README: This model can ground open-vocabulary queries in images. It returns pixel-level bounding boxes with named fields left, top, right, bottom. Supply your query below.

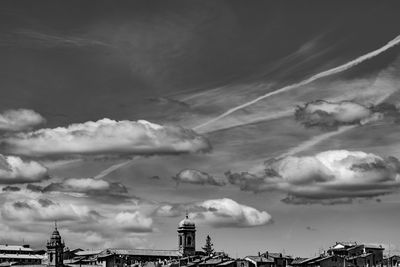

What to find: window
left=187, top=236, right=192, bottom=246
left=179, top=236, right=183, bottom=246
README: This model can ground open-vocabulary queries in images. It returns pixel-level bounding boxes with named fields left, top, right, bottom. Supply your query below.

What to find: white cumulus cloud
left=0, top=154, right=48, bottom=184
left=173, top=169, right=226, bottom=186
left=227, top=150, right=400, bottom=204
left=43, top=177, right=127, bottom=195
left=1, top=119, right=211, bottom=157
left=0, top=109, right=45, bottom=131
left=113, top=211, right=153, bottom=232
left=191, top=198, right=272, bottom=227
left=1, top=198, right=99, bottom=222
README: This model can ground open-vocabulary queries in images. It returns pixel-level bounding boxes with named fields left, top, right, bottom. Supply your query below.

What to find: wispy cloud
left=194, top=34, right=400, bottom=131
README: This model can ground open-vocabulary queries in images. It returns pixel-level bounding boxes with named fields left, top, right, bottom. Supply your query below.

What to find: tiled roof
left=0, top=254, right=43, bottom=259
left=245, top=256, right=275, bottom=263
left=347, top=253, right=373, bottom=260
left=291, top=256, right=322, bottom=265
left=291, top=258, right=309, bottom=265
left=265, top=253, right=292, bottom=259
left=98, top=248, right=181, bottom=258
left=199, top=259, right=225, bottom=265
left=0, top=245, right=34, bottom=252
left=307, top=256, right=334, bottom=264
left=75, top=250, right=103, bottom=256
left=217, top=260, right=236, bottom=266
left=364, top=244, right=384, bottom=250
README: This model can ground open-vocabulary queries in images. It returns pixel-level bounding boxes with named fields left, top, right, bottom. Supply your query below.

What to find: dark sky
left=1, top=0, right=400, bottom=257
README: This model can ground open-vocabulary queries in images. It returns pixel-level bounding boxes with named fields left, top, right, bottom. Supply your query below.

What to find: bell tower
left=177, top=212, right=196, bottom=256
left=46, top=222, right=65, bottom=267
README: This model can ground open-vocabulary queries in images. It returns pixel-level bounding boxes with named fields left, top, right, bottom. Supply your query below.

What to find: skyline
left=1, top=0, right=400, bottom=258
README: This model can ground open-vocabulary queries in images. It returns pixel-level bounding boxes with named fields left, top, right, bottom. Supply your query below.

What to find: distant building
left=383, top=256, right=400, bottom=267
left=244, top=255, right=275, bottom=267
left=328, top=242, right=384, bottom=267
left=261, top=252, right=293, bottom=267
left=96, top=248, right=181, bottom=267
left=0, top=244, right=44, bottom=265
left=46, top=223, right=65, bottom=267
left=178, top=213, right=196, bottom=257
left=292, top=242, right=385, bottom=267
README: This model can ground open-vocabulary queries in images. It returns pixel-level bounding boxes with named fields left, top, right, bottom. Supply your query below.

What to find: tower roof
left=50, top=222, right=62, bottom=241
left=178, top=212, right=195, bottom=228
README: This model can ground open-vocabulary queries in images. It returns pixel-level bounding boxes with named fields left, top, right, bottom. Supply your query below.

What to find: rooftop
left=98, top=248, right=181, bottom=258
left=0, top=245, right=33, bottom=252
left=245, top=256, right=274, bottom=263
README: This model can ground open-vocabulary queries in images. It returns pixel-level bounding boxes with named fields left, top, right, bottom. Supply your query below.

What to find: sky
left=1, top=0, right=400, bottom=258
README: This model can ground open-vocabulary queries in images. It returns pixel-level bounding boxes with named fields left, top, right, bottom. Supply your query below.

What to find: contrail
left=94, top=159, right=134, bottom=179
left=194, top=34, right=400, bottom=131
left=278, top=125, right=357, bottom=159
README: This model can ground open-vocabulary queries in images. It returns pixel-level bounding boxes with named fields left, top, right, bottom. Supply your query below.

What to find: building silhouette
left=46, top=223, right=65, bottom=267
left=178, top=212, right=196, bottom=257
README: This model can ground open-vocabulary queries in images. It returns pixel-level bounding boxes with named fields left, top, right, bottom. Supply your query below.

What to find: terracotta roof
left=217, top=260, right=236, bottom=266
left=98, top=248, right=181, bottom=258
left=347, top=253, right=373, bottom=260
left=307, top=256, right=334, bottom=264
left=291, top=258, right=309, bottom=265
left=199, top=259, right=226, bottom=265
left=75, top=250, right=103, bottom=256
left=265, top=253, right=292, bottom=259
left=364, top=245, right=384, bottom=250
left=0, top=245, right=34, bottom=252
left=0, top=254, right=43, bottom=259
left=245, top=256, right=275, bottom=263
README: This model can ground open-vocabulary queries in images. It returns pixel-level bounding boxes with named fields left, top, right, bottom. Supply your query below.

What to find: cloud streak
left=194, top=34, right=400, bottom=131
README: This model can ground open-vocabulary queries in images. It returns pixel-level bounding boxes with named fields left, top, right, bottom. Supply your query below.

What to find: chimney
left=280, top=253, right=282, bottom=258
left=258, top=252, right=261, bottom=257
left=266, top=251, right=269, bottom=258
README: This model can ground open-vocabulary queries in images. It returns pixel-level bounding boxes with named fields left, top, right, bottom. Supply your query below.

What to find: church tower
left=177, top=212, right=196, bottom=256
left=46, top=223, right=65, bottom=267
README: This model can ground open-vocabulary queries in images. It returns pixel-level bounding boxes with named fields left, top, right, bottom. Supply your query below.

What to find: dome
left=179, top=214, right=195, bottom=228
left=51, top=229, right=61, bottom=239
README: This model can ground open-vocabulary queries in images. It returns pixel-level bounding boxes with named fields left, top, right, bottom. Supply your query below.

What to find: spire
left=54, top=220, right=57, bottom=230
left=185, top=210, right=189, bottom=219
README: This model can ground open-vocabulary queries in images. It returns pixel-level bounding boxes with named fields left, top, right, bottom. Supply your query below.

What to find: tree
left=202, top=235, right=214, bottom=256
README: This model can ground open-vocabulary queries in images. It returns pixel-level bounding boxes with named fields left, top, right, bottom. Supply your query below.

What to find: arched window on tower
left=179, top=235, right=183, bottom=246
left=187, top=236, right=192, bottom=246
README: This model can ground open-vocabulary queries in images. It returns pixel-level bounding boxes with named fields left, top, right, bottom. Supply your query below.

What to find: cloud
left=0, top=109, right=45, bottom=132
left=191, top=198, right=272, bottom=227
left=295, top=100, right=372, bottom=129
left=1, top=119, right=211, bottom=158
left=173, top=169, right=226, bottom=186
left=43, top=178, right=127, bottom=195
left=1, top=198, right=100, bottom=222
left=295, top=100, right=400, bottom=130
left=112, top=211, right=153, bottom=232
left=0, top=154, right=49, bottom=184
left=227, top=150, right=400, bottom=204
left=155, top=204, right=184, bottom=218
